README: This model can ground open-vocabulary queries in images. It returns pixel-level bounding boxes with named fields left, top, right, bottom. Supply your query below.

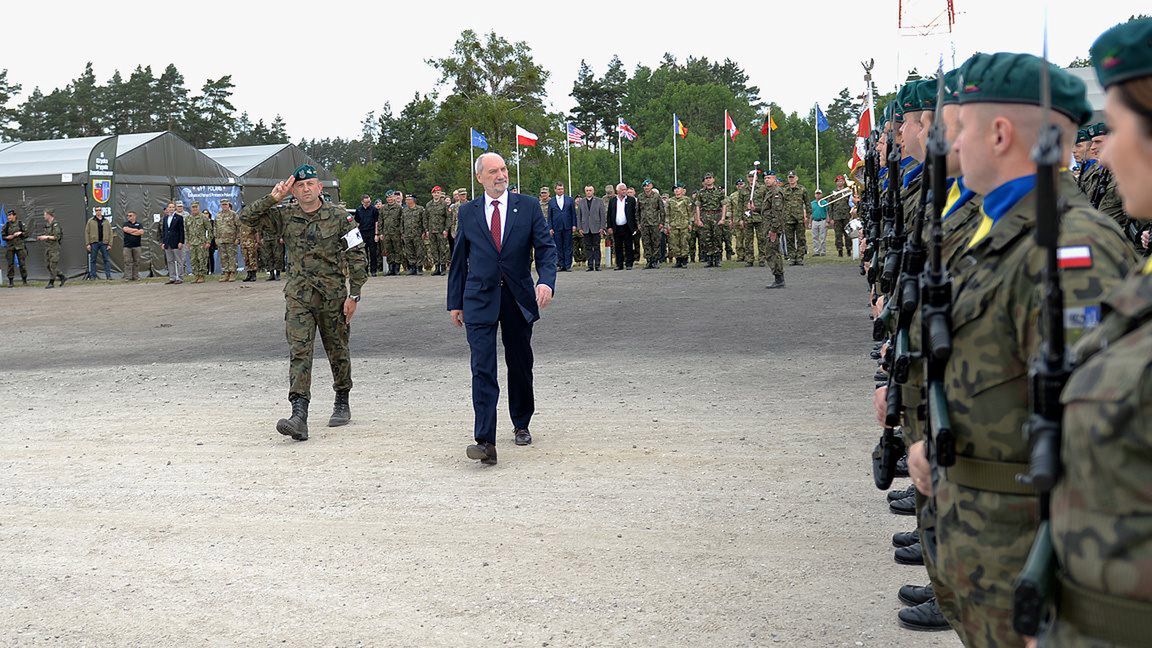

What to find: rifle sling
left=945, top=455, right=1036, bottom=496
left=1058, top=571, right=1152, bottom=646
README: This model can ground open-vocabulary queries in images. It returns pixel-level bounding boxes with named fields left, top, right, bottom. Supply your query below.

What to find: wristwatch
left=349, top=294, right=361, bottom=303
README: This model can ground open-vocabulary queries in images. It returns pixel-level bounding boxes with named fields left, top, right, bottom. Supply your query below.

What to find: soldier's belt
left=945, top=456, right=1036, bottom=496
left=1058, top=572, right=1152, bottom=645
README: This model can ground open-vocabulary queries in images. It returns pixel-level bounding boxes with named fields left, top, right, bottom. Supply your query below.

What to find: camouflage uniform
left=934, top=174, right=1135, bottom=647
left=666, top=195, right=693, bottom=260
left=259, top=214, right=286, bottom=274
left=425, top=196, right=451, bottom=269
left=240, top=193, right=367, bottom=402
left=42, top=220, right=64, bottom=281
left=401, top=203, right=427, bottom=271
left=694, top=186, right=726, bottom=265
left=827, top=192, right=853, bottom=255
left=780, top=183, right=809, bottom=264
left=240, top=222, right=261, bottom=272
left=215, top=207, right=241, bottom=276
left=185, top=211, right=213, bottom=278
left=2, top=217, right=28, bottom=283
left=637, top=189, right=665, bottom=266
left=380, top=200, right=403, bottom=268
left=1043, top=261, right=1152, bottom=647
left=760, top=184, right=786, bottom=276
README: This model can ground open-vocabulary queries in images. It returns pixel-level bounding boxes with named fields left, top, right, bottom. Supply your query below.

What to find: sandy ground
left=0, top=259, right=960, bottom=647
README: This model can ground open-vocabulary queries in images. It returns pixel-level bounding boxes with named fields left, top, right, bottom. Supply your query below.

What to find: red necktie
left=490, top=199, right=502, bottom=251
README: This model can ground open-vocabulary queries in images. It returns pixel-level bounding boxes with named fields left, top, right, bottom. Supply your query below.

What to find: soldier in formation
left=780, top=171, right=810, bottom=265
left=215, top=198, right=241, bottom=282
left=637, top=179, right=665, bottom=269
left=694, top=172, right=727, bottom=267
left=425, top=186, right=451, bottom=276
left=240, top=214, right=261, bottom=282
left=401, top=193, right=427, bottom=275
left=185, top=201, right=213, bottom=283
left=378, top=190, right=404, bottom=276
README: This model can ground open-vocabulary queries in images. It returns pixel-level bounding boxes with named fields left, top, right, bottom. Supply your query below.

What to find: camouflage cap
left=456, top=188, right=467, bottom=194
left=787, top=170, right=797, bottom=177
left=957, top=52, right=1093, bottom=125
left=220, top=198, right=231, bottom=205
left=1091, top=17, right=1152, bottom=88
left=190, top=201, right=201, bottom=208
left=292, top=164, right=318, bottom=180
left=703, top=172, right=714, bottom=179
left=539, top=186, right=550, bottom=194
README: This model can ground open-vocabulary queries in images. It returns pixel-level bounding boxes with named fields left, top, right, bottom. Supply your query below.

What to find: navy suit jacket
left=548, top=195, right=576, bottom=230
left=160, top=214, right=184, bottom=248
left=447, top=192, right=558, bottom=325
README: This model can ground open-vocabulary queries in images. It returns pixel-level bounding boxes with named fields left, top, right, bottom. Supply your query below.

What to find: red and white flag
left=724, top=110, right=740, bottom=141
left=516, top=125, right=538, bottom=147
left=1057, top=245, right=1093, bottom=269
left=850, top=108, right=872, bottom=171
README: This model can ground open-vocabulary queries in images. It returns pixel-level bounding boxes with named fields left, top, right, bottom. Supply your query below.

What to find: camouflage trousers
left=6, top=247, right=27, bottom=279
left=402, top=234, right=424, bottom=268
left=832, top=219, right=849, bottom=253
left=734, top=221, right=746, bottom=260
left=190, top=244, right=210, bottom=276
left=572, top=229, right=586, bottom=263
left=763, top=228, right=785, bottom=275
left=667, top=226, right=690, bottom=259
left=241, top=240, right=260, bottom=271
left=741, top=221, right=769, bottom=263
left=260, top=237, right=285, bottom=272
left=380, top=230, right=403, bottom=265
left=783, top=215, right=807, bottom=262
left=720, top=221, right=733, bottom=257
left=428, top=233, right=450, bottom=265
left=218, top=242, right=238, bottom=273
left=935, top=480, right=1040, bottom=648
left=286, top=289, right=351, bottom=402
left=640, top=224, right=662, bottom=264
left=689, top=228, right=701, bottom=261
left=44, top=248, right=61, bottom=279
left=699, top=213, right=723, bottom=259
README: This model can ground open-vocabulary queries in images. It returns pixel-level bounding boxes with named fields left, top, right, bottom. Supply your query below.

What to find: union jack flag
left=567, top=122, right=586, bottom=145
left=618, top=117, right=638, bottom=141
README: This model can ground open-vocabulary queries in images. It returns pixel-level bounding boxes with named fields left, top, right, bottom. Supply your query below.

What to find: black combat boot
left=392, top=263, right=401, bottom=275
left=329, top=390, right=350, bottom=427
left=6, top=279, right=12, bottom=288
left=276, top=397, right=309, bottom=441
left=45, top=280, right=55, bottom=289
left=897, top=598, right=951, bottom=631
left=407, top=266, right=417, bottom=276
left=275, top=270, right=281, bottom=280
left=766, top=274, right=785, bottom=289
left=266, top=271, right=276, bottom=281
left=431, top=264, right=441, bottom=276
left=58, top=274, right=67, bottom=287
left=243, top=270, right=255, bottom=282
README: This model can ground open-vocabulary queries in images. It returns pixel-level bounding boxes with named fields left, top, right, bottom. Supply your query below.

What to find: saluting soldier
left=240, top=165, right=368, bottom=441
left=694, top=172, right=727, bottom=267
left=215, top=198, right=241, bottom=282
left=36, top=209, right=66, bottom=288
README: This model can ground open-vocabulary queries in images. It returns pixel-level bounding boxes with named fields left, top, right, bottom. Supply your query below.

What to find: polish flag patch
left=1057, top=245, right=1093, bottom=269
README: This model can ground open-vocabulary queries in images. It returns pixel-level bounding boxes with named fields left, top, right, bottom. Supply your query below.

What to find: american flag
left=618, top=117, right=638, bottom=141
left=567, top=122, right=586, bottom=145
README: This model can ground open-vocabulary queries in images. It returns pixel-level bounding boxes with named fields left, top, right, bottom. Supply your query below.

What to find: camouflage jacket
left=380, top=204, right=402, bottom=234
left=448, top=202, right=461, bottom=237
left=240, top=193, right=367, bottom=301
left=401, top=205, right=427, bottom=237
left=42, top=221, right=63, bottom=252
left=780, top=184, right=809, bottom=221
left=942, top=174, right=1135, bottom=470
left=666, top=196, right=693, bottom=229
left=1077, top=161, right=1101, bottom=195
left=425, top=198, right=450, bottom=233
left=1052, top=265, right=1152, bottom=605
left=2, top=218, right=28, bottom=250
left=827, top=193, right=852, bottom=221
left=539, top=200, right=551, bottom=226
left=240, top=222, right=260, bottom=246
left=759, top=186, right=785, bottom=232
left=695, top=186, right=726, bottom=216
left=185, top=213, right=213, bottom=246
left=215, top=209, right=241, bottom=245
left=637, top=191, right=665, bottom=226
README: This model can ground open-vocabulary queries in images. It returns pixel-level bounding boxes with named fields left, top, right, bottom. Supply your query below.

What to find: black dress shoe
left=892, top=530, right=919, bottom=548
left=466, top=441, right=498, bottom=465
left=898, top=584, right=935, bottom=607
left=890, top=495, right=917, bottom=516
left=897, top=598, right=951, bottom=632
left=888, top=484, right=917, bottom=502
left=894, top=542, right=924, bottom=565
left=895, top=455, right=910, bottom=478
left=514, top=429, right=532, bottom=446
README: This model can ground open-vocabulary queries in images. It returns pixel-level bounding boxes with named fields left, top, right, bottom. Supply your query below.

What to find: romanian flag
left=761, top=113, right=778, bottom=135
left=674, top=114, right=688, bottom=139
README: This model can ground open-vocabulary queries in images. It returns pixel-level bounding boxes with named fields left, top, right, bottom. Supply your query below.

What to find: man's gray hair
left=474, top=152, right=504, bottom=175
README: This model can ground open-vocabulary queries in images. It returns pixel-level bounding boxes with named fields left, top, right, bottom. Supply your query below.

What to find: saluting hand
left=271, top=176, right=296, bottom=201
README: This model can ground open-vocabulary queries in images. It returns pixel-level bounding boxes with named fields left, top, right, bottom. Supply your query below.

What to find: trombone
left=817, top=184, right=855, bottom=208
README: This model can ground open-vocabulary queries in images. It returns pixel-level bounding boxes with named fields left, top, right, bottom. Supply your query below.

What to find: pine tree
left=0, top=69, right=23, bottom=140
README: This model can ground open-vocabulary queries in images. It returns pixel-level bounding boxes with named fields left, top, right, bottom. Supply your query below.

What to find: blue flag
left=470, top=128, right=488, bottom=150
left=816, top=105, right=830, bottom=132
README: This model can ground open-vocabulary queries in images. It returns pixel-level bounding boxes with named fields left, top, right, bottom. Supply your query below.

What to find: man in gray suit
left=575, top=185, right=606, bottom=271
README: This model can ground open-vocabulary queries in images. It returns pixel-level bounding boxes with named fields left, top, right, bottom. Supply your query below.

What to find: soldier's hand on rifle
left=873, top=386, right=888, bottom=426
left=203, top=243, right=210, bottom=250
left=1143, top=230, right=1150, bottom=249
left=271, top=177, right=296, bottom=202
left=907, top=441, right=932, bottom=496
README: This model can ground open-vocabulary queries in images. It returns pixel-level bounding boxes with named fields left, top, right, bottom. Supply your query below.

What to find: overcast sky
left=4, top=0, right=1145, bottom=141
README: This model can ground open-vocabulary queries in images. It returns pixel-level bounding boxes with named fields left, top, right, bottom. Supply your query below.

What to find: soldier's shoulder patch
left=1064, top=304, right=1102, bottom=330
left=1057, top=245, right=1093, bottom=269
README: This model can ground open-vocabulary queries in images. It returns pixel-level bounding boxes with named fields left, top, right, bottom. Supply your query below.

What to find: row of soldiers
left=860, top=19, right=1152, bottom=647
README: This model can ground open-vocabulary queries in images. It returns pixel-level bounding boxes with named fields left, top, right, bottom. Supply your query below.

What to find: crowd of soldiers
left=859, top=18, right=1152, bottom=647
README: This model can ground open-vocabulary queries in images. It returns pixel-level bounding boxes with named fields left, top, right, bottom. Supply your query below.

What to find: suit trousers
left=553, top=228, right=573, bottom=269
left=361, top=232, right=380, bottom=274
left=465, top=284, right=535, bottom=445
left=164, top=247, right=183, bottom=280
left=612, top=228, right=635, bottom=268
left=582, top=232, right=601, bottom=268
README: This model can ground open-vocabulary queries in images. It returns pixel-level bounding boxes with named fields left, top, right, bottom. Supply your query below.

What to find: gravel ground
left=0, top=258, right=961, bottom=647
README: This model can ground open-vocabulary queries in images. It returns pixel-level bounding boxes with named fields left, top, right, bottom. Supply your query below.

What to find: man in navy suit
left=548, top=182, right=576, bottom=271
left=447, top=152, right=558, bottom=465
left=159, top=201, right=185, bottom=284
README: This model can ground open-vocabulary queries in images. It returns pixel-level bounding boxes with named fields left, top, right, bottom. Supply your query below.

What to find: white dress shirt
left=484, top=190, right=509, bottom=243
left=615, top=196, right=628, bottom=226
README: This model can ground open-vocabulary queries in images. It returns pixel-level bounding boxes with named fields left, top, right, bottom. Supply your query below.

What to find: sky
left=3, top=0, right=1146, bottom=141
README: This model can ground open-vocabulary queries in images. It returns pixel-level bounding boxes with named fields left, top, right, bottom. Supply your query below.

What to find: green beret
left=509, top=184, right=518, bottom=190
left=1087, top=122, right=1110, bottom=138
left=1091, top=17, right=1152, bottom=88
left=736, top=178, right=746, bottom=186
left=642, top=179, right=653, bottom=187
left=384, top=190, right=394, bottom=197
left=293, top=164, right=318, bottom=180
left=674, top=182, right=685, bottom=189
left=765, top=169, right=778, bottom=176
left=914, top=78, right=938, bottom=111
left=940, top=68, right=963, bottom=106
left=957, top=52, right=1093, bottom=125
left=1075, top=128, right=1092, bottom=144
left=898, top=81, right=927, bottom=113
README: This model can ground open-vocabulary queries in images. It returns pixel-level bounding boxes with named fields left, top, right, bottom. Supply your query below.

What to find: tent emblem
left=92, top=180, right=111, bottom=204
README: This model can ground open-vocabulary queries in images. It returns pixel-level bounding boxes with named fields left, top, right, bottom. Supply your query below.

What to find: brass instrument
left=817, top=184, right=855, bottom=208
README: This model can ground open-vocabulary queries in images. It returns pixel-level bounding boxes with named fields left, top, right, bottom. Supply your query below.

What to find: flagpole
left=767, top=106, right=773, bottom=169
left=723, top=111, right=729, bottom=193
left=815, top=104, right=821, bottom=191
left=672, top=114, right=678, bottom=187
left=469, top=129, right=475, bottom=199
left=516, top=138, right=521, bottom=190
left=565, top=121, right=572, bottom=193
left=617, top=119, right=623, bottom=184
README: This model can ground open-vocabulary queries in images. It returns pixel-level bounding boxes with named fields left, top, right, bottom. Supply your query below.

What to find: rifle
left=1088, top=166, right=1111, bottom=210
left=864, top=132, right=883, bottom=285
left=1012, top=46, right=1070, bottom=638
left=892, top=157, right=932, bottom=384
left=872, top=339, right=907, bottom=489
left=879, top=144, right=906, bottom=296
